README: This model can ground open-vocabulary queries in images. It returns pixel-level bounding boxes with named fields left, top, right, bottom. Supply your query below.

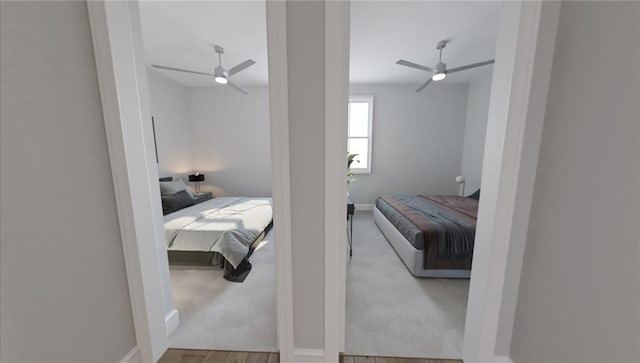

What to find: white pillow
left=159, top=179, right=194, bottom=199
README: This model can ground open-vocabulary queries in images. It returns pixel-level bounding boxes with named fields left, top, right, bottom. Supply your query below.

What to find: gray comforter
left=376, top=195, right=477, bottom=269
left=163, top=197, right=273, bottom=268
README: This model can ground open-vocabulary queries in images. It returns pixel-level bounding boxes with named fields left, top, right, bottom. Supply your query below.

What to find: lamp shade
left=188, top=173, right=205, bottom=182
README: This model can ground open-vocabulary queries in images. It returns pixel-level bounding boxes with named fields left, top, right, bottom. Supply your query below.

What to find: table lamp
left=188, top=172, right=205, bottom=194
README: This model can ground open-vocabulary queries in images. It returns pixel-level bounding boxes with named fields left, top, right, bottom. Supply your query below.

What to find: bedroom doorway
left=138, top=0, right=279, bottom=353
left=339, top=1, right=562, bottom=362
left=344, top=2, right=498, bottom=358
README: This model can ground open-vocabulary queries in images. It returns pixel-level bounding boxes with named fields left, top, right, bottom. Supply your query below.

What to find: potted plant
left=347, top=153, right=359, bottom=184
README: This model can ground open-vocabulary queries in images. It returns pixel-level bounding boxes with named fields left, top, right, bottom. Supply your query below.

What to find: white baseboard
left=494, top=356, right=514, bottom=363
left=354, top=203, right=374, bottom=211
left=165, top=308, right=180, bottom=336
left=119, top=347, right=141, bottom=363
left=292, top=348, right=325, bottom=363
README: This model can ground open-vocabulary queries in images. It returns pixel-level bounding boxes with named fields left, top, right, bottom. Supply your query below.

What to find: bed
left=163, top=196, right=273, bottom=281
left=374, top=194, right=478, bottom=278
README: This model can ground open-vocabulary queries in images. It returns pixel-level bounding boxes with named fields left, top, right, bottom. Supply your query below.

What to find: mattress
left=376, top=195, right=477, bottom=270
left=376, top=197, right=426, bottom=250
left=163, top=197, right=273, bottom=269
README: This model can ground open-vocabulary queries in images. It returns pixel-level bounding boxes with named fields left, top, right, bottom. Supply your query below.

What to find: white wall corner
left=119, top=347, right=142, bottom=363
left=354, top=203, right=374, bottom=211
left=292, top=349, right=326, bottom=363
left=494, top=356, right=514, bottom=363
left=165, top=308, right=180, bottom=336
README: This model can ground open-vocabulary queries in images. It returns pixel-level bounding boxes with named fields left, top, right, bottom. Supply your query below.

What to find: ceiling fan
left=152, top=44, right=255, bottom=95
left=396, top=40, right=494, bottom=93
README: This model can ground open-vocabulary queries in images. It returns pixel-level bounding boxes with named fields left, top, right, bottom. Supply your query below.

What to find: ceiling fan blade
left=447, top=59, right=495, bottom=74
left=152, top=64, right=214, bottom=77
left=227, top=59, right=256, bottom=77
left=227, top=80, right=248, bottom=95
left=415, top=78, right=433, bottom=92
left=396, top=59, right=434, bottom=72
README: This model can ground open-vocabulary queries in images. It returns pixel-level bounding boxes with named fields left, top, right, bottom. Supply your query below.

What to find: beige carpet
left=168, top=229, right=278, bottom=351
left=168, top=211, right=468, bottom=359
left=345, top=211, right=469, bottom=359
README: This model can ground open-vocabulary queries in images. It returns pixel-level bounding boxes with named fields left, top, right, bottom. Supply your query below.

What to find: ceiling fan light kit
left=213, top=45, right=229, bottom=84
left=431, top=40, right=448, bottom=81
left=431, top=64, right=447, bottom=81
left=152, top=44, right=255, bottom=95
left=396, top=39, right=495, bottom=92
left=431, top=72, right=446, bottom=81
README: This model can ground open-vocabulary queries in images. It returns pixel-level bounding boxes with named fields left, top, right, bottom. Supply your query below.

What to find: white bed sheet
left=163, top=197, right=273, bottom=268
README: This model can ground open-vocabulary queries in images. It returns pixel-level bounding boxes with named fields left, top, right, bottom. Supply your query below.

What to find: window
left=348, top=95, right=373, bottom=174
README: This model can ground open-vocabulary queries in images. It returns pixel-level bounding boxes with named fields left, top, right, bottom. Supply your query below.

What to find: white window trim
left=348, top=95, right=374, bottom=174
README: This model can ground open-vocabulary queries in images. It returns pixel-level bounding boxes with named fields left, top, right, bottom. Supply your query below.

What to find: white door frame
left=324, top=1, right=351, bottom=359
left=88, top=0, right=303, bottom=362
left=265, top=1, right=295, bottom=361
left=322, top=1, right=562, bottom=363
left=88, top=0, right=561, bottom=362
left=464, top=3, right=561, bottom=362
left=87, top=1, right=170, bottom=362
left=265, top=1, right=350, bottom=361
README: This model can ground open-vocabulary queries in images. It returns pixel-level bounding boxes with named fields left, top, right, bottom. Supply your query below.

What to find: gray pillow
left=161, top=190, right=195, bottom=215
left=159, top=179, right=194, bottom=198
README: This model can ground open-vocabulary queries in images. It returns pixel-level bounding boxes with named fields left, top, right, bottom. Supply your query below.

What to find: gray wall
left=348, top=84, right=469, bottom=204
left=0, top=2, right=137, bottom=362
left=460, top=71, right=493, bottom=193
left=188, top=86, right=272, bottom=197
left=148, top=68, right=193, bottom=180
left=509, top=2, right=640, bottom=362
left=286, top=0, right=326, bottom=349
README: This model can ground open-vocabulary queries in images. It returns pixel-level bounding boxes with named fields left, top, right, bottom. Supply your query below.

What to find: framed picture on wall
left=151, top=116, right=159, bottom=163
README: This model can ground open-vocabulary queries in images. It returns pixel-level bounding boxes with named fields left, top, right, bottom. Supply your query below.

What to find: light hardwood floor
left=159, top=349, right=462, bottom=363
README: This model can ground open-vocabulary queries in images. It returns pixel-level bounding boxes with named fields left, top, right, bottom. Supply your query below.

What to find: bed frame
left=373, top=207, right=470, bottom=279
left=167, top=222, right=273, bottom=266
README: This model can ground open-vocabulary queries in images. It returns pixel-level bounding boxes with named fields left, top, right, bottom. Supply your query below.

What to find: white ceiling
left=139, top=1, right=500, bottom=87
left=350, top=1, right=500, bottom=84
left=139, top=1, right=268, bottom=87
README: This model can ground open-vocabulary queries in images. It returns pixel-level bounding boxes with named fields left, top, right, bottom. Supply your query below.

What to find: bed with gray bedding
left=164, top=197, right=273, bottom=281
left=374, top=195, right=478, bottom=278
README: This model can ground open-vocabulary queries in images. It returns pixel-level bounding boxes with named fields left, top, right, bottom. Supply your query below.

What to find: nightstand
left=193, top=192, right=213, bottom=204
